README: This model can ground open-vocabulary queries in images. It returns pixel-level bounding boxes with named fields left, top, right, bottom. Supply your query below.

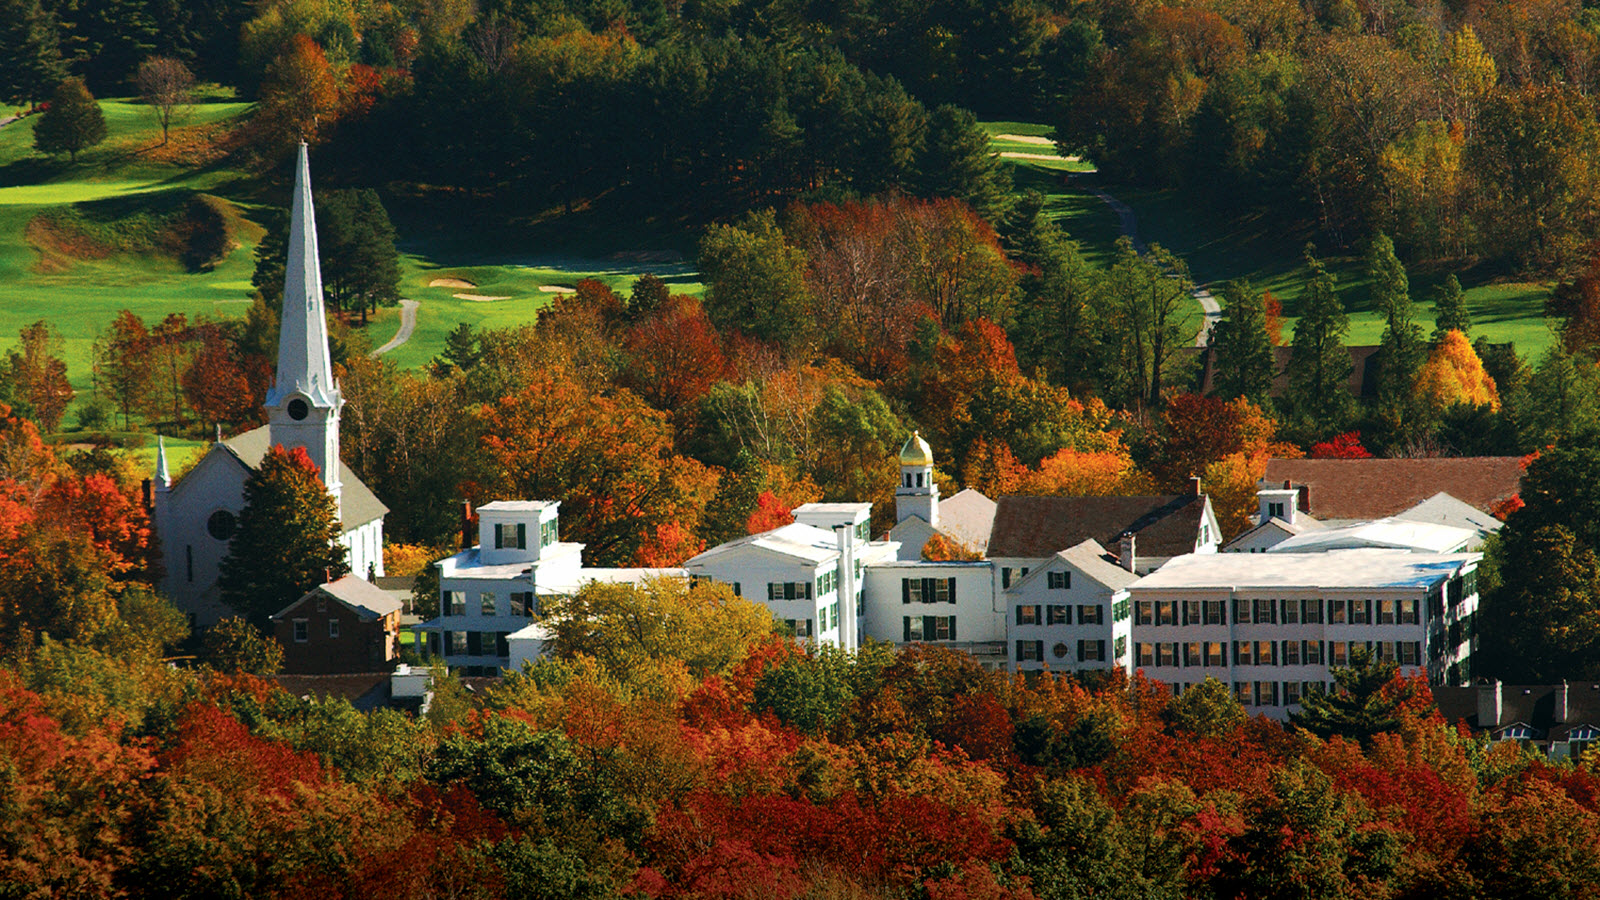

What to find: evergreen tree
left=1368, top=233, right=1426, bottom=420
left=218, top=445, right=348, bottom=625
left=1286, top=248, right=1353, bottom=433
left=32, top=77, right=107, bottom=162
left=0, top=0, right=65, bottom=109
left=1210, top=278, right=1276, bottom=406
left=1432, top=274, right=1472, bottom=340
left=916, top=104, right=1012, bottom=222
left=1011, top=195, right=1103, bottom=389
left=318, top=189, right=401, bottom=323
left=1289, top=646, right=1429, bottom=745
left=250, top=207, right=288, bottom=308
left=432, top=322, right=480, bottom=375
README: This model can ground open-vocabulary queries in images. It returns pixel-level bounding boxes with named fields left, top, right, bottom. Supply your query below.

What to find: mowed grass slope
left=986, top=122, right=1559, bottom=360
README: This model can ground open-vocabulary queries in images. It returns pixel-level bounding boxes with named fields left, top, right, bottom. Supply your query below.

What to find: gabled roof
left=1394, top=492, right=1505, bottom=538
left=1434, top=684, right=1600, bottom=740
left=685, top=522, right=844, bottom=566
left=1222, top=515, right=1321, bottom=551
left=938, top=488, right=997, bottom=554
left=1010, top=539, right=1138, bottom=592
left=478, top=500, right=555, bottom=514
left=224, top=425, right=389, bottom=531
left=1262, top=457, right=1523, bottom=521
left=988, top=494, right=1207, bottom=559
left=272, top=574, right=403, bottom=621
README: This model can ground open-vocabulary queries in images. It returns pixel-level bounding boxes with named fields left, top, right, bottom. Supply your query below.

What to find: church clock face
left=287, top=398, right=310, bottom=420
left=207, top=510, right=237, bottom=541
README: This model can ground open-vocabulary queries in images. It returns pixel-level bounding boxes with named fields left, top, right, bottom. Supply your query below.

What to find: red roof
left=1263, top=457, right=1524, bottom=520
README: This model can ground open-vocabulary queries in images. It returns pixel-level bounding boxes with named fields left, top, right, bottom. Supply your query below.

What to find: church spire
left=265, top=142, right=340, bottom=410
left=154, top=435, right=170, bottom=488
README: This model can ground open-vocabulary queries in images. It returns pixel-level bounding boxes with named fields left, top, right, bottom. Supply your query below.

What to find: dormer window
left=1268, top=502, right=1284, bottom=519
left=495, top=523, right=527, bottom=550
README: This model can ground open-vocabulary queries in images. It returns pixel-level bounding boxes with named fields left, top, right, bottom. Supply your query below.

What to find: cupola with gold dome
left=895, top=431, right=938, bottom=528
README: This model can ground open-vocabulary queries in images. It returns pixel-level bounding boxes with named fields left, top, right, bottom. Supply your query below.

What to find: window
left=1255, top=681, right=1279, bottom=706
left=293, top=619, right=308, bottom=642
left=1053, top=642, right=1070, bottom=660
left=1256, top=640, right=1276, bottom=665
left=903, top=577, right=954, bottom=604
left=1303, top=598, right=1324, bottom=624
left=906, top=616, right=955, bottom=641
left=1378, top=600, right=1396, bottom=625
left=1282, top=600, right=1300, bottom=624
left=1206, top=642, right=1225, bottom=667
left=1234, top=641, right=1252, bottom=665
left=1156, top=601, right=1177, bottom=626
left=1137, top=601, right=1154, bottom=625
left=1114, top=598, right=1131, bottom=621
left=541, top=518, right=558, bottom=547
left=1114, top=636, right=1127, bottom=659
left=1329, top=599, right=1347, bottom=624
left=1284, top=682, right=1302, bottom=706
left=1399, top=641, right=1420, bottom=666
left=1205, top=600, right=1225, bottom=625
left=493, top=522, right=527, bottom=550
left=322, top=617, right=337, bottom=639
left=315, top=596, right=328, bottom=613
left=1016, top=640, right=1044, bottom=662
left=1254, top=598, right=1275, bottom=624
left=856, top=521, right=870, bottom=542
left=509, top=593, right=532, bottom=617
left=1330, top=641, right=1349, bottom=666
left=1235, top=681, right=1251, bottom=705
left=1184, top=641, right=1202, bottom=667
left=1002, top=568, right=1013, bottom=589
left=450, top=631, right=468, bottom=655
left=1183, top=600, right=1201, bottom=625
left=447, top=591, right=466, bottom=617
left=1157, top=643, right=1177, bottom=667
left=207, top=509, right=236, bottom=541
left=1233, top=598, right=1250, bottom=624
left=1080, top=640, right=1106, bottom=662
left=1304, top=640, right=1324, bottom=665
left=1048, top=571, right=1071, bottom=589
left=1283, top=641, right=1301, bottom=666
left=1136, top=642, right=1154, bottom=667
left=786, top=618, right=815, bottom=638
left=1399, top=599, right=1418, bottom=625
left=1047, top=605, right=1070, bottom=625
left=480, top=593, right=496, bottom=616
left=1268, top=501, right=1285, bottom=518
left=467, top=631, right=483, bottom=656
left=769, top=582, right=814, bottom=601
left=1078, top=604, right=1104, bottom=625
left=1016, top=605, right=1042, bottom=626
left=1350, top=599, right=1371, bottom=625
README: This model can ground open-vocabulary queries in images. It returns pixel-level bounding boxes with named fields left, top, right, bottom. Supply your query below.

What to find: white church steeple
left=895, top=431, right=938, bottom=527
left=265, top=142, right=343, bottom=510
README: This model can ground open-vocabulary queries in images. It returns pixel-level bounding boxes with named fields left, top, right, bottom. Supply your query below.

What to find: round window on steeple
left=207, top=510, right=236, bottom=541
left=287, top=398, right=310, bottom=420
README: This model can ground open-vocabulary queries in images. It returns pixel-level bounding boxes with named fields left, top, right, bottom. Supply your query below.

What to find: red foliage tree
left=1310, top=430, right=1374, bottom=458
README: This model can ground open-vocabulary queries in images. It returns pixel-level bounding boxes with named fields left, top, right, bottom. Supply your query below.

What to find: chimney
left=460, top=500, right=474, bottom=550
left=1190, top=475, right=1203, bottom=497
left=1556, top=681, right=1570, bottom=723
left=834, top=525, right=857, bottom=651
left=1119, top=532, right=1137, bottom=573
left=1297, top=484, right=1310, bottom=513
left=1478, top=679, right=1503, bottom=728
left=141, top=478, right=153, bottom=511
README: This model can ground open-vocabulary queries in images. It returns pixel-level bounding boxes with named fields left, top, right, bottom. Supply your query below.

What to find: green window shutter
left=949, top=618, right=957, bottom=641
left=923, top=616, right=935, bottom=640
left=517, top=523, right=527, bottom=549
left=902, top=579, right=910, bottom=604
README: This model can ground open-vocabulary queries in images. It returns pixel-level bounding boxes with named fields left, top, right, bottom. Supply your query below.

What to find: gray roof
left=273, top=574, right=404, bottom=620
left=225, top=425, right=389, bottom=531
left=1131, top=549, right=1476, bottom=592
left=477, top=500, right=555, bottom=513
left=1010, top=539, right=1138, bottom=593
left=938, top=489, right=997, bottom=554
left=1394, top=492, right=1504, bottom=539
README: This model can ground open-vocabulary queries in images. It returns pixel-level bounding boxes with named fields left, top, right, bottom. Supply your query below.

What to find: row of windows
left=903, top=577, right=955, bottom=604
left=443, top=591, right=535, bottom=618
left=290, top=618, right=341, bottom=641
left=784, top=618, right=814, bottom=638
left=905, top=615, right=955, bottom=641
left=768, top=581, right=814, bottom=601
left=1015, top=636, right=1127, bottom=663
left=1234, top=681, right=1330, bottom=707
left=1136, top=640, right=1424, bottom=668
left=1135, top=597, right=1423, bottom=627
left=1016, top=604, right=1103, bottom=626
left=429, top=631, right=512, bottom=658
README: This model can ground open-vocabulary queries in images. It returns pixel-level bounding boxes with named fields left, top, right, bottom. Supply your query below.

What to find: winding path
left=1078, top=181, right=1221, bottom=347
left=371, top=299, right=420, bottom=356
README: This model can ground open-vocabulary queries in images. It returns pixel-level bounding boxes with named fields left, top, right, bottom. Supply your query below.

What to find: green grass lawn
left=985, top=122, right=1559, bottom=360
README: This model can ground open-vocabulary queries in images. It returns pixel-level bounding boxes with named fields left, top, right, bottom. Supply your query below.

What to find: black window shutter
left=493, top=524, right=503, bottom=549
left=903, top=617, right=912, bottom=642
left=1097, top=640, right=1105, bottom=660
left=947, top=577, right=957, bottom=604
left=924, top=616, right=935, bottom=640
left=950, top=618, right=957, bottom=640
left=517, top=523, right=527, bottom=549
left=902, top=579, right=911, bottom=604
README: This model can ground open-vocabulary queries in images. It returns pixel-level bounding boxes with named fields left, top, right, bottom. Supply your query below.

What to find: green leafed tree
left=698, top=209, right=811, bottom=350
left=202, top=615, right=284, bottom=675
left=1286, top=248, right=1353, bottom=436
left=317, top=188, right=401, bottom=324
left=1432, top=274, right=1471, bottom=341
left=217, top=444, right=348, bottom=625
left=0, top=0, right=65, bottom=109
left=32, top=77, right=107, bottom=162
left=916, top=103, right=1012, bottom=222
left=1166, top=675, right=1246, bottom=737
left=1210, top=278, right=1276, bottom=406
left=1367, top=232, right=1426, bottom=425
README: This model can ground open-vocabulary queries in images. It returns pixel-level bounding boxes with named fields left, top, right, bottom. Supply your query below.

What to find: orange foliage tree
left=1020, top=447, right=1149, bottom=497
left=1157, top=393, right=1281, bottom=489
left=1415, top=329, right=1500, bottom=412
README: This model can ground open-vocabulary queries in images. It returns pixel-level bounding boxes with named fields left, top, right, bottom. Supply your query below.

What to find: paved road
left=1078, top=179, right=1220, bottom=347
left=371, top=299, right=419, bottom=356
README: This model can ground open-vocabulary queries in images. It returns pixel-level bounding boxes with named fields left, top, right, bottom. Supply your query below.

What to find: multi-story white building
left=862, top=559, right=1005, bottom=663
left=1006, top=539, right=1137, bottom=674
left=1124, top=549, right=1480, bottom=718
left=416, top=500, right=683, bottom=674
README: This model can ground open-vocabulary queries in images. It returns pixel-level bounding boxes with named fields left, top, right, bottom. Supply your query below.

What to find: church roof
left=225, top=426, right=388, bottom=531
left=899, top=431, right=934, bottom=467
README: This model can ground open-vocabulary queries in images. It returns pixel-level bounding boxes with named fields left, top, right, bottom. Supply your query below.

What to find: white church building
left=152, top=144, right=387, bottom=628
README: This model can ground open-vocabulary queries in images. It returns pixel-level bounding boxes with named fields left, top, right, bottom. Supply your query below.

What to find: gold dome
left=899, top=431, right=934, bottom=467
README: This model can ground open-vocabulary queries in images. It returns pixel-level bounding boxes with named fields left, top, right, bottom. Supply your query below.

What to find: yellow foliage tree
left=1415, top=329, right=1500, bottom=412
left=1020, top=448, right=1151, bottom=497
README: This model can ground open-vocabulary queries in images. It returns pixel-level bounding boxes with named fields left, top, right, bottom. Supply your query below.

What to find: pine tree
left=218, top=445, right=348, bottom=625
left=32, top=77, right=107, bottom=162
left=1432, top=274, right=1472, bottom=340
left=1368, top=233, right=1426, bottom=418
left=916, top=104, right=1013, bottom=222
left=1289, top=646, right=1431, bottom=745
left=0, top=0, right=65, bottom=109
left=1286, top=249, right=1353, bottom=432
left=1210, top=278, right=1276, bottom=406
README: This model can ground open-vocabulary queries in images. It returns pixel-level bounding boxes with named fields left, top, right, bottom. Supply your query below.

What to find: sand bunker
left=538, top=285, right=577, bottom=293
left=429, top=277, right=476, bottom=289
left=996, top=134, right=1055, bottom=146
left=453, top=292, right=512, bottom=302
left=1001, top=151, right=1082, bottom=162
